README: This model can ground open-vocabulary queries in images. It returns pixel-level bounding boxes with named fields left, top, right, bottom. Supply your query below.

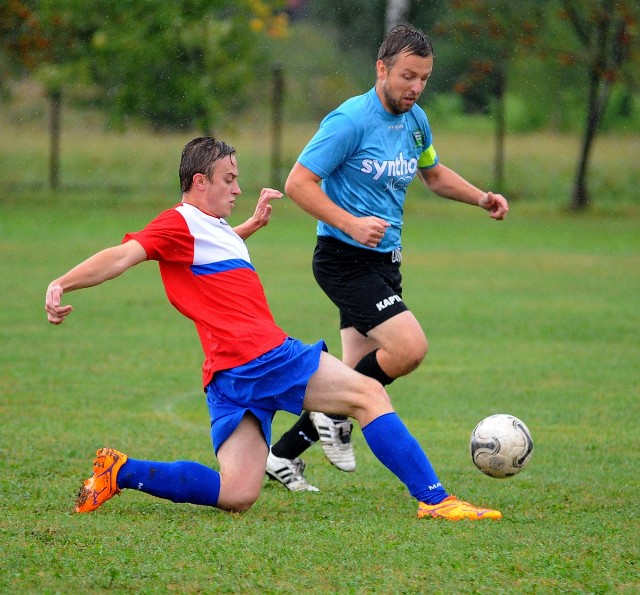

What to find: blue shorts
left=206, top=337, right=326, bottom=453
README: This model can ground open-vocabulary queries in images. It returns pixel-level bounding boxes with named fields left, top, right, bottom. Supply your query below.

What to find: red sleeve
left=123, top=208, right=194, bottom=263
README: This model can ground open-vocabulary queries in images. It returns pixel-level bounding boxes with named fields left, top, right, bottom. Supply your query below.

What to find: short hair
left=179, top=137, right=236, bottom=193
left=377, top=24, right=433, bottom=70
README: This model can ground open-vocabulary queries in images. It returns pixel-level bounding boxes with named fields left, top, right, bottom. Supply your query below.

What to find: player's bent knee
left=407, top=348, right=427, bottom=372
left=397, top=338, right=428, bottom=375
left=218, top=484, right=261, bottom=512
left=225, top=495, right=259, bottom=513
left=217, top=467, right=264, bottom=512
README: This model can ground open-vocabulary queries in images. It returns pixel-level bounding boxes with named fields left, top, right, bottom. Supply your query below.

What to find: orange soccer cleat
left=74, top=447, right=128, bottom=513
left=417, top=495, right=502, bottom=521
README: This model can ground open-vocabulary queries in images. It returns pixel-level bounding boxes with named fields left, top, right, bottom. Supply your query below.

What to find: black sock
left=354, top=349, right=394, bottom=386
left=271, top=411, right=319, bottom=459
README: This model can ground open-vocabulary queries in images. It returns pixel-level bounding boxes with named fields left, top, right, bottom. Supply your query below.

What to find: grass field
left=1, top=106, right=639, bottom=592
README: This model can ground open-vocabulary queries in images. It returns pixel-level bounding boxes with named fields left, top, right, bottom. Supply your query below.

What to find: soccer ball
left=470, top=414, right=534, bottom=478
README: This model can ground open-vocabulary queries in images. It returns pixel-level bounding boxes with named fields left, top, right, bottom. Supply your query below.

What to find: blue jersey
left=297, top=87, right=439, bottom=252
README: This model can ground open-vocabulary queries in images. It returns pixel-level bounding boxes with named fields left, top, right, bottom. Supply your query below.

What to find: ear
left=193, top=173, right=207, bottom=188
left=376, top=59, right=387, bottom=80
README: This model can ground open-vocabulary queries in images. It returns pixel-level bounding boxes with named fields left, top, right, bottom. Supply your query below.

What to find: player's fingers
left=260, top=188, right=283, bottom=201
left=491, top=202, right=508, bottom=220
left=46, top=285, right=64, bottom=308
left=46, top=304, right=73, bottom=319
left=46, top=308, right=67, bottom=324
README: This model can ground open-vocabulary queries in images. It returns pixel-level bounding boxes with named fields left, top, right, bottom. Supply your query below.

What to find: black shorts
left=312, top=236, right=408, bottom=336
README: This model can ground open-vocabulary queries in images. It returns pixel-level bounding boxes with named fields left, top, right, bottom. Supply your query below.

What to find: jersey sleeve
left=414, top=107, right=439, bottom=169
left=123, top=208, right=193, bottom=264
left=297, top=112, right=360, bottom=179
left=418, top=143, right=438, bottom=169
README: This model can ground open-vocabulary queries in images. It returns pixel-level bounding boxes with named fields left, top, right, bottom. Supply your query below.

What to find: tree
left=87, top=0, right=289, bottom=132
left=1, top=0, right=289, bottom=187
left=0, top=0, right=95, bottom=188
left=437, top=1, right=544, bottom=191
left=554, top=0, right=639, bottom=210
left=0, top=0, right=41, bottom=82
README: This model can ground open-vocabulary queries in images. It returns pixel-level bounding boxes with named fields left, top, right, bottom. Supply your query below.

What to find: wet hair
left=377, top=24, right=433, bottom=70
left=179, top=137, right=236, bottom=192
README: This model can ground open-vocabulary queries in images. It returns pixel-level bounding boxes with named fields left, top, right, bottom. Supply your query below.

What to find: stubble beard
left=382, top=86, right=412, bottom=115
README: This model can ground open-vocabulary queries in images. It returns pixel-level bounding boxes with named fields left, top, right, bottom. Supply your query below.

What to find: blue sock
left=362, top=412, right=448, bottom=505
left=117, top=458, right=221, bottom=507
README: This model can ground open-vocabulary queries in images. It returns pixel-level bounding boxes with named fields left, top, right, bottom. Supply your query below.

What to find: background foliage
left=0, top=0, right=288, bottom=131
left=2, top=0, right=639, bottom=210
left=3, top=0, right=639, bottom=131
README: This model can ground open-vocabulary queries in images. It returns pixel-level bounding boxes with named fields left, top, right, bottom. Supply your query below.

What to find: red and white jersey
left=123, top=202, right=287, bottom=387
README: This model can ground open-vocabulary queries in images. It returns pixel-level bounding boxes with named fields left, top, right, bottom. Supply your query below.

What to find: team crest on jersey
left=412, top=130, right=424, bottom=149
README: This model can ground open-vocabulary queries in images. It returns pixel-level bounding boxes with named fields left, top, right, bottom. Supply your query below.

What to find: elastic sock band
left=354, top=349, right=394, bottom=386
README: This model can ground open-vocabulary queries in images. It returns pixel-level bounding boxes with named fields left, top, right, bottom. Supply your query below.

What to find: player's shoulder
left=339, top=90, right=371, bottom=111
left=327, top=89, right=374, bottom=124
left=145, top=203, right=182, bottom=223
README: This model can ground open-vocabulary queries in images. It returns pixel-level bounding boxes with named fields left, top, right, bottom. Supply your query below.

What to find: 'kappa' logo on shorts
left=376, top=295, right=402, bottom=311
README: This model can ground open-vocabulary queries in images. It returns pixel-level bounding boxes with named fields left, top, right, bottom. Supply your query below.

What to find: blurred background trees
left=1, top=0, right=288, bottom=130
left=1, top=0, right=639, bottom=209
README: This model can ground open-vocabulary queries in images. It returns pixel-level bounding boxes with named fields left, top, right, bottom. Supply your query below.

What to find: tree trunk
left=49, top=89, right=62, bottom=190
left=568, top=8, right=624, bottom=211
left=571, top=68, right=606, bottom=211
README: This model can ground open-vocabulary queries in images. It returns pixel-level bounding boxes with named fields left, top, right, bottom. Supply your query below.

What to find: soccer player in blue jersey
left=266, top=24, right=509, bottom=491
left=45, top=137, right=500, bottom=520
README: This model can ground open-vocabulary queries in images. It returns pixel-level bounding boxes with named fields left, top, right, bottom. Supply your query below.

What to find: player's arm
left=285, top=162, right=389, bottom=248
left=233, top=187, right=283, bottom=240
left=417, top=162, right=509, bottom=220
left=45, top=240, right=148, bottom=325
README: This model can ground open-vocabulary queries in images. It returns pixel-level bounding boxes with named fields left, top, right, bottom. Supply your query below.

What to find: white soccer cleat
left=310, top=412, right=356, bottom=472
left=266, top=450, right=319, bottom=492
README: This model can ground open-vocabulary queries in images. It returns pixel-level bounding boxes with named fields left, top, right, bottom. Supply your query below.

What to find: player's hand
left=479, top=191, right=509, bottom=220
left=349, top=216, right=390, bottom=248
left=252, top=187, right=283, bottom=228
left=45, top=283, right=73, bottom=325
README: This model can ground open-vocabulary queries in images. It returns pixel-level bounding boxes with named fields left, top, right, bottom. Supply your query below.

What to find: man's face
left=376, top=50, right=433, bottom=115
left=199, top=154, right=241, bottom=218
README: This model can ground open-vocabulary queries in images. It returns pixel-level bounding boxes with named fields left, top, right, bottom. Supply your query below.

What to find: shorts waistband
left=316, top=235, right=402, bottom=263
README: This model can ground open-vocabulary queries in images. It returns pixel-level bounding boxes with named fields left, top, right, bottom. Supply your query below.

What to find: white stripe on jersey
left=176, top=203, right=252, bottom=266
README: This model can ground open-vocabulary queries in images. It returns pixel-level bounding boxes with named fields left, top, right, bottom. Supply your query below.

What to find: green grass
left=1, top=108, right=639, bottom=592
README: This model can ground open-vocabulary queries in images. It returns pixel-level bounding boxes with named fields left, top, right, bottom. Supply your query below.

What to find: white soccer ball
left=470, top=414, right=534, bottom=478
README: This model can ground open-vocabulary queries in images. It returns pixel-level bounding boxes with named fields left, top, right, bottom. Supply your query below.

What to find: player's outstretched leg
left=303, top=352, right=502, bottom=521
left=361, top=412, right=502, bottom=521
left=74, top=447, right=223, bottom=513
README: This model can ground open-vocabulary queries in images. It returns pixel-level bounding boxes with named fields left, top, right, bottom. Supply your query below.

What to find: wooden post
left=271, top=63, right=284, bottom=189
left=49, top=89, right=62, bottom=190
